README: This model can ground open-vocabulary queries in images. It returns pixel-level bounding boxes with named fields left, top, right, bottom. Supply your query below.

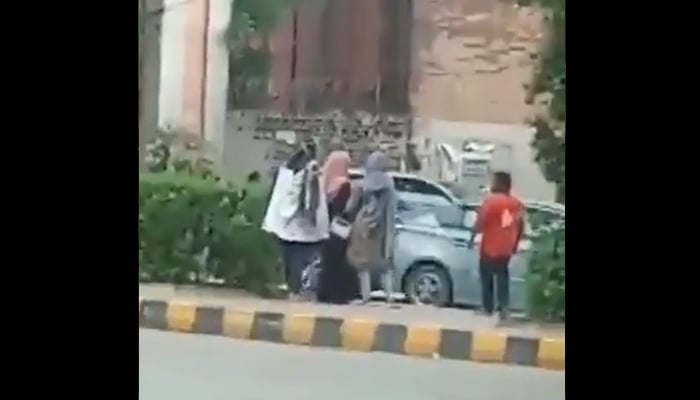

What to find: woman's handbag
left=329, top=216, right=352, bottom=239
left=346, top=206, right=374, bottom=270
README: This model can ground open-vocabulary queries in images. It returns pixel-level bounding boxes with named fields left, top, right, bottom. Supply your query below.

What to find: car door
left=393, top=204, right=477, bottom=300
left=448, top=205, right=482, bottom=306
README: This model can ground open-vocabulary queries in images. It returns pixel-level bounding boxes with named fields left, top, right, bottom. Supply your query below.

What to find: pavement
left=139, top=329, right=565, bottom=400
left=139, top=283, right=565, bottom=370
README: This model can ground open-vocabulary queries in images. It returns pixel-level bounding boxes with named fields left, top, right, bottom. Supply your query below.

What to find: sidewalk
left=139, top=283, right=565, bottom=370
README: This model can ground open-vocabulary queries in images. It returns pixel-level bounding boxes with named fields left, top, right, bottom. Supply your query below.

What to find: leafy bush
left=145, top=130, right=172, bottom=173
left=214, top=178, right=280, bottom=294
left=525, top=217, right=565, bottom=322
left=139, top=172, right=281, bottom=295
left=144, top=129, right=217, bottom=179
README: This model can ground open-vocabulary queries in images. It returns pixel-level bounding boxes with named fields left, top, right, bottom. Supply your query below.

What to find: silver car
left=394, top=200, right=564, bottom=310
left=349, top=170, right=564, bottom=310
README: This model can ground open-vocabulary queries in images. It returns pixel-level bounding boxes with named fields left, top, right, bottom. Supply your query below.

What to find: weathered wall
left=225, top=0, right=414, bottom=181
left=222, top=0, right=556, bottom=201
left=407, top=0, right=555, bottom=201
left=158, top=0, right=231, bottom=159
left=410, top=0, right=545, bottom=124
left=268, top=0, right=412, bottom=114
left=139, top=0, right=163, bottom=170
left=222, top=110, right=411, bottom=182
left=412, top=118, right=555, bottom=201
left=267, top=0, right=546, bottom=126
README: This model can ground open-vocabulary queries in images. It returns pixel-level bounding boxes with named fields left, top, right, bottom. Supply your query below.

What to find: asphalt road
left=139, top=329, right=565, bottom=400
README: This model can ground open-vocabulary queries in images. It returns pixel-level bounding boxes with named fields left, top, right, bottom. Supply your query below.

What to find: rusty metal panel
left=268, top=10, right=294, bottom=112
left=288, top=0, right=325, bottom=112
left=341, top=0, right=382, bottom=110
left=267, top=0, right=411, bottom=114
left=379, top=0, right=412, bottom=113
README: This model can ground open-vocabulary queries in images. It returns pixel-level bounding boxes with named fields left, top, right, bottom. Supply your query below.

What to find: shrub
left=216, top=178, right=281, bottom=294
left=139, top=172, right=281, bottom=295
left=145, top=130, right=172, bottom=173
left=525, top=218, right=565, bottom=322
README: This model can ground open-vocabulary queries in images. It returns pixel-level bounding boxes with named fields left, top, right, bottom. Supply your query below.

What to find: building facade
left=147, top=0, right=556, bottom=200
left=407, top=0, right=554, bottom=200
left=263, top=0, right=545, bottom=124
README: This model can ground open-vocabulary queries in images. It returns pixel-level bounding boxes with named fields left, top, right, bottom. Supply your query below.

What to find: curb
left=139, top=297, right=564, bottom=371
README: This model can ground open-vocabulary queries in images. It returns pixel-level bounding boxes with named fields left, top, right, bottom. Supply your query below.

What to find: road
left=139, top=329, right=565, bottom=400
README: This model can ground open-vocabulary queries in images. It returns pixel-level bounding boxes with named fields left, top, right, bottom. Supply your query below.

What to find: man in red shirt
left=467, top=172, right=524, bottom=320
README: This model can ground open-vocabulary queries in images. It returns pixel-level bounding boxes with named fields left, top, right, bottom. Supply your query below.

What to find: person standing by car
left=467, top=171, right=524, bottom=320
left=346, top=151, right=397, bottom=306
left=262, top=142, right=329, bottom=301
left=317, top=149, right=360, bottom=304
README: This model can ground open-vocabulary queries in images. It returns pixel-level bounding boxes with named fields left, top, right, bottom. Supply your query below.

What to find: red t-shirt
left=476, top=193, right=524, bottom=259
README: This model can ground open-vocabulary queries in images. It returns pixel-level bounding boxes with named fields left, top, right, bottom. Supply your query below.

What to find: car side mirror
left=463, top=209, right=477, bottom=228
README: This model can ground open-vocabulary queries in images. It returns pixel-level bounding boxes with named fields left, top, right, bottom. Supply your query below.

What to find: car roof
left=349, top=169, right=564, bottom=214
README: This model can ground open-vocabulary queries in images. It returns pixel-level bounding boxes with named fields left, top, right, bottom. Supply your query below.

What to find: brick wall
left=410, top=0, right=545, bottom=124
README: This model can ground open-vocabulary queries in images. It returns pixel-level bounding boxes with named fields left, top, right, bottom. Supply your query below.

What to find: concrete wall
left=158, top=0, right=186, bottom=131
left=412, top=118, right=554, bottom=201
left=158, top=0, right=231, bottom=164
left=222, top=110, right=411, bottom=182
left=139, top=0, right=163, bottom=170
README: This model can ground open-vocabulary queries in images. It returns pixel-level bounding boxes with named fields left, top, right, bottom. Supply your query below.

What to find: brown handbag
left=346, top=205, right=374, bottom=270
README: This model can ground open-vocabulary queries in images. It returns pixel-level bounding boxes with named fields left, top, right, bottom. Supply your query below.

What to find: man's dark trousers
left=479, top=256, right=510, bottom=314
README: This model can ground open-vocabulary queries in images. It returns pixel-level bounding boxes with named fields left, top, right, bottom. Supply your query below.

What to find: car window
left=399, top=204, right=468, bottom=230
left=394, top=177, right=448, bottom=198
left=350, top=172, right=453, bottom=210
left=463, top=207, right=478, bottom=228
left=394, top=177, right=453, bottom=208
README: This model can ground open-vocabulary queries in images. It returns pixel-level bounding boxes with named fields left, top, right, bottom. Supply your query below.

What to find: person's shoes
left=300, top=293, right=315, bottom=302
left=478, top=308, right=494, bottom=317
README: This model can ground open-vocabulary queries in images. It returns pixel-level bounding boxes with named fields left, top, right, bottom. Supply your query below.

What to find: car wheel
left=404, top=264, right=452, bottom=307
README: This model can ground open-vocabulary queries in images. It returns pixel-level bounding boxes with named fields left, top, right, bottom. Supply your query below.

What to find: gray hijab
left=363, top=151, right=393, bottom=191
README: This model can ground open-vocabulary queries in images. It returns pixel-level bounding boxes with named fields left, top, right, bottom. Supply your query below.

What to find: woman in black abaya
left=317, top=150, right=360, bottom=304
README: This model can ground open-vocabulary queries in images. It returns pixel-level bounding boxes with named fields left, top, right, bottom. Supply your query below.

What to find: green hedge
left=138, top=172, right=281, bottom=295
left=525, top=222, right=565, bottom=322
